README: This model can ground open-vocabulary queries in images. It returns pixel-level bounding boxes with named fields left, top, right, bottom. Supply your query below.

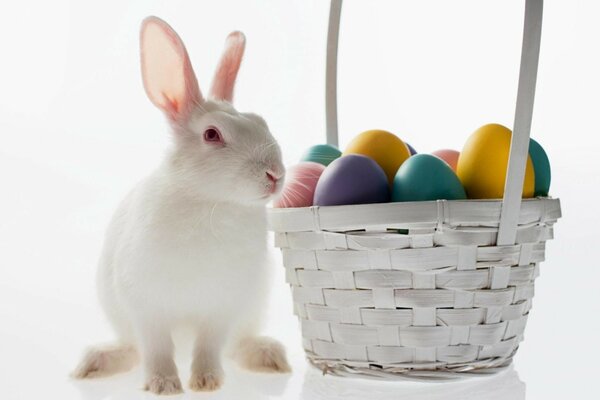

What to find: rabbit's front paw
left=189, top=368, right=224, bottom=392
left=144, top=374, right=183, bottom=395
left=71, top=344, right=138, bottom=379
left=236, top=336, right=291, bottom=373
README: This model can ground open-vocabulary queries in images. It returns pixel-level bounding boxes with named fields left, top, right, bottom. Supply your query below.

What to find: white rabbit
left=71, top=16, right=289, bottom=395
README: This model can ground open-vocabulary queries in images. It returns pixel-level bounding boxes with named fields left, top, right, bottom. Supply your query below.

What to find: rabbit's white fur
left=72, top=17, right=289, bottom=395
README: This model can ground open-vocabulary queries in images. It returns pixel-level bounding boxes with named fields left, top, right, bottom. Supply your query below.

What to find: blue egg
left=405, top=142, right=417, bottom=155
left=529, top=138, right=551, bottom=197
left=301, top=144, right=342, bottom=166
left=314, top=155, right=390, bottom=206
left=392, top=154, right=466, bottom=201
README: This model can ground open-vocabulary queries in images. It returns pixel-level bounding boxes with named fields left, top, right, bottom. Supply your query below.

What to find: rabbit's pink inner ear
left=140, top=17, right=203, bottom=121
left=209, top=31, right=246, bottom=103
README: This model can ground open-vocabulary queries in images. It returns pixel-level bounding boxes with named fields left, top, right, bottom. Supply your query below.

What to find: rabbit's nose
left=266, top=170, right=278, bottom=184
left=266, top=170, right=281, bottom=193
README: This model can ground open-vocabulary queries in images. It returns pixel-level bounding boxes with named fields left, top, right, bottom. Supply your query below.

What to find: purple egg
left=313, top=154, right=390, bottom=206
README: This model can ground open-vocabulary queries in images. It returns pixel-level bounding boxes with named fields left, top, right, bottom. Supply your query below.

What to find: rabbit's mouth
left=260, top=191, right=277, bottom=200
left=259, top=187, right=282, bottom=202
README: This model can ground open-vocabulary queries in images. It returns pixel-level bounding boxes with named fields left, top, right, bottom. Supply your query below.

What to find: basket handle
left=325, top=0, right=343, bottom=148
left=324, top=0, right=544, bottom=246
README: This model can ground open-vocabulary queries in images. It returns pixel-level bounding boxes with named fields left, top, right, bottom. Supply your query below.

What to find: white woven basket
left=269, top=0, right=561, bottom=379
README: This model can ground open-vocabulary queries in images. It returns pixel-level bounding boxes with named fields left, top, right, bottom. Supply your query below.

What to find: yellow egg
left=457, top=123, right=535, bottom=199
left=344, top=129, right=411, bottom=184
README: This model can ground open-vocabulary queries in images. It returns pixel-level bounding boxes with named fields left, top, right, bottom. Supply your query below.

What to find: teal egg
left=301, top=144, right=342, bottom=166
left=392, top=154, right=466, bottom=201
left=529, top=138, right=551, bottom=197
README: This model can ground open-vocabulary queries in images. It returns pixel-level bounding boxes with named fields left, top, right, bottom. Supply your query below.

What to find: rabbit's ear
left=209, top=31, right=246, bottom=103
left=140, top=17, right=203, bottom=121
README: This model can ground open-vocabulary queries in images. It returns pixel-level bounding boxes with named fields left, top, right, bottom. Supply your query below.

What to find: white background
left=1, top=0, right=599, bottom=399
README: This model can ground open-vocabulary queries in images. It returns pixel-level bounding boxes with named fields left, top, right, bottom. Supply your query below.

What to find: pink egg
left=273, top=162, right=325, bottom=208
left=432, top=149, right=460, bottom=172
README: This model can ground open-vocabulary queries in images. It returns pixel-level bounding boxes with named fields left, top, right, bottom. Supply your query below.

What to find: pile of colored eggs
left=274, top=123, right=551, bottom=208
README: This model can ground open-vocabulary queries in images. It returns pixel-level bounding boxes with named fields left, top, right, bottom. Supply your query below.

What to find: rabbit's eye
left=203, top=127, right=223, bottom=144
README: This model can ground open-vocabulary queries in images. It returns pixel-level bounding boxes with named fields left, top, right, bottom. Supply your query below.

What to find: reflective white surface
left=1, top=1, right=600, bottom=399
left=69, top=361, right=527, bottom=400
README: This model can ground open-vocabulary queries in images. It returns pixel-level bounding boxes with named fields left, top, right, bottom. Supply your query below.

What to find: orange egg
left=344, top=130, right=411, bottom=185
left=431, top=149, right=460, bottom=172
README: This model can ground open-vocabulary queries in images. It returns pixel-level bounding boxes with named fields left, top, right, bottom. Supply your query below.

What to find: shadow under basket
left=268, top=198, right=561, bottom=379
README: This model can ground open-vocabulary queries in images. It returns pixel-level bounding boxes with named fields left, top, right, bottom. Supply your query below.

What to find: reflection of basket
left=269, top=0, right=561, bottom=379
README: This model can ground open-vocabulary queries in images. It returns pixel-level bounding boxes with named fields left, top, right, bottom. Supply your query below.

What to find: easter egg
left=431, top=149, right=460, bottom=172
left=392, top=154, right=466, bottom=202
left=343, top=130, right=411, bottom=185
left=528, top=138, right=551, bottom=197
left=314, top=155, right=390, bottom=206
left=300, top=144, right=342, bottom=166
left=457, top=123, right=535, bottom=199
left=405, top=142, right=418, bottom=155
left=273, top=162, right=325, bottom=208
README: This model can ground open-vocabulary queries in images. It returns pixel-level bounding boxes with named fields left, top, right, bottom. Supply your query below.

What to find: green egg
left=528, top=138, right=551, bottom=197
left=301, top=144, right=342, bottom=166
left=392, top=154, right=466, bottom=202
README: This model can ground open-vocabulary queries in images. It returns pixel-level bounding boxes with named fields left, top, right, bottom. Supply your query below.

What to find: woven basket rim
left=268, top=197, right=557, bottom=214
left=268, top=197, right=561, bottom=233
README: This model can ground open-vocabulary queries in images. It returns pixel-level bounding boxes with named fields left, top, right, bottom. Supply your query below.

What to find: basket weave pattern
left=269, top=199, right=561, bottom=377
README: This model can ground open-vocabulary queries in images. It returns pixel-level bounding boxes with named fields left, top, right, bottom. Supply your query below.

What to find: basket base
left=307, top=351, right=515, bottom=381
